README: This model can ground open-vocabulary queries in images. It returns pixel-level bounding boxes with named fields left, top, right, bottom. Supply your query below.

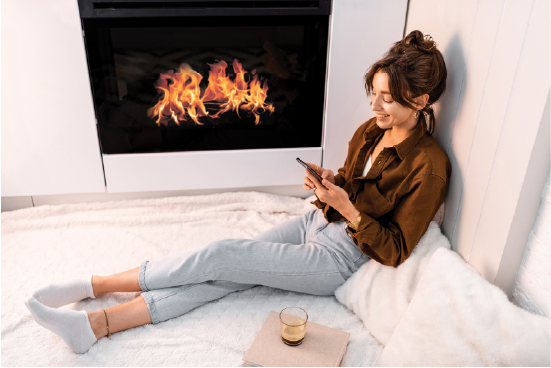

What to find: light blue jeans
left=138, top=208, right=371, bottom=324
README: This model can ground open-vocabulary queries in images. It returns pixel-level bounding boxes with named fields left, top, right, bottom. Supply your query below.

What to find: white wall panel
left=404, top=0, right=479, bottom=238
left=406, top=0, right=550, bottom=297
left=413, top=0, right=479, bottom=154
left=446, top=0, right=507, bottom=259
left=322, top=0, right=407, bottom=173
left=499, top=93, right=550, bottom=300
left=1, top=0, right=106, bottom=196
left=469, top=0, right=550, bottom=281
left=451, top=0, right=533, bottom=262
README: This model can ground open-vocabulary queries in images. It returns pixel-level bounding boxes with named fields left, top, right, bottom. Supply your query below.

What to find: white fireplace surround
left=2, top=0, right=549, bottom=304
left=1, top=0, right=406, bottom=198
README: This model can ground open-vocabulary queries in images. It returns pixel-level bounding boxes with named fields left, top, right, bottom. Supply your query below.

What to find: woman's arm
left=307, top=171, right=448, bottom=267
left=348, top=174, right=448, bottom=267
left=305, top=171, right=360, bottom=222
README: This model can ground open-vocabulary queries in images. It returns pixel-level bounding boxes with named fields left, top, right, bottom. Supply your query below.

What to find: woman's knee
left=200, top=238, right=248, bottom=265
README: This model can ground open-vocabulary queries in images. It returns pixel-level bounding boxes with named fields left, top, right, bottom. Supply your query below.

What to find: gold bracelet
left=347, top=214, right=362, bottom=230
left=102, top=309, right=111, bottom=340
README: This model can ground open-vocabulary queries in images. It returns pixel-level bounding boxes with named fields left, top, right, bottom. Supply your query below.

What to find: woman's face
left=370, top=72, right=422, bottom=131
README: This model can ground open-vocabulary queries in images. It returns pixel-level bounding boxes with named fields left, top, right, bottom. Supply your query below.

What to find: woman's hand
left=305, top=170, right=360, bottom=222
left=302, top=163, right=335, bottom=191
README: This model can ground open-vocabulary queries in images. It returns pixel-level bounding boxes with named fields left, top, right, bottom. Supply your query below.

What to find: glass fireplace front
left=80, top=3, right=330, bottom=154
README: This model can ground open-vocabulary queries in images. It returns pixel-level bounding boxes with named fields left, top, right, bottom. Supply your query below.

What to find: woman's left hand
left=306, top=170, right=358, bottom=220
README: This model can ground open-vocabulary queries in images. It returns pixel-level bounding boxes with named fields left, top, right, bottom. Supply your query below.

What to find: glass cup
left=279, top=307, right=308, bottom=346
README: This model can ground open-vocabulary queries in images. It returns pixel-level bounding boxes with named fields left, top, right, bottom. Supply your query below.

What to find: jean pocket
left=342, top=222, right=353, bottom=241
left=341, top=223, right=365, bottom=264
left=309, top=222, right=329, bottom=239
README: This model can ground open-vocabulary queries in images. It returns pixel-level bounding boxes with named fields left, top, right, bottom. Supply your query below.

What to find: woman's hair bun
left=403, top=30, right=437, bottom=52
left=404, top=30, right=424, bottom=47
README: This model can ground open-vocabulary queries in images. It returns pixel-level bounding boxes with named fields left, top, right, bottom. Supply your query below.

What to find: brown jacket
left=312, top=117, right=451, bottom=267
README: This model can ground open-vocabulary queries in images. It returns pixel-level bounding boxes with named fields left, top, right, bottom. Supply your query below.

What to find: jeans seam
left=142, top=268, right=343, bottom=300
left=164, top=268, right=342, bottom=287
left=354, top=254, right=369, bottom=267
left=140, top=291, right=159, bottom=324
left=149, top=283, right=203, bottom=303
left=139, top=260, right=150, bottom=292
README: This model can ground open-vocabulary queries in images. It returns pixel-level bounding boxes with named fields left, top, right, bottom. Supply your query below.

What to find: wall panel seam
left=446, top=0, right=482, bottom=245
left=451, top=0, right=507, bottom=251
left=445, top=0, right=482, bottom=157
left=402, top=0, right=410, bottom=38
left=468, top=0, right=537, bottom=264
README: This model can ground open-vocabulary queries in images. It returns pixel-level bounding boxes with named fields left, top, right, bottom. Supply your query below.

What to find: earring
left=414, top=111, right=419, bottom=118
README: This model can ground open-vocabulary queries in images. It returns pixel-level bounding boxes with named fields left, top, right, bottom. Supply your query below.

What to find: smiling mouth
left=376, top=114, right=389, bottom=118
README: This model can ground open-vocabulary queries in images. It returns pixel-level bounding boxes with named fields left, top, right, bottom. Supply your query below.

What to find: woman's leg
left=25, top=294, right=151, bottom=354
left=32, top=267, right=143, bottom=308
left=26, top=209, right=328, bottom=353
left=91, top=267, right=141, bottom=297
left=138, top=211, right=366, bottom=325
left=87, top=295, right=151, bottom=339
left=139, top=240, right=347, bottom=324
left=89, top=208, right=317, bottom=298
left=32, top=210, right=321, bottom=309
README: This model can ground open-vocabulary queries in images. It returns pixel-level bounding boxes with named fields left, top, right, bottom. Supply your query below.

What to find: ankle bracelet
left=102, top=309, right=111, bottom=340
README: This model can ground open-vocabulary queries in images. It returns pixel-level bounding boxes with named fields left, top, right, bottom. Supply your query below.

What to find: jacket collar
left=394, top=119, right=426, bottom=160
left=363, top=117, right=426, bottom=160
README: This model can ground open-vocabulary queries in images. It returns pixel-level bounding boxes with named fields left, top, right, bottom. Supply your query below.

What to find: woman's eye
left=373, top=93, right=393, bottom=103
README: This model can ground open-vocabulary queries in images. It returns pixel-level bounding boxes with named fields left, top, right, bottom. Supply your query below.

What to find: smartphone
left=296, top=157, right=324, bottom=184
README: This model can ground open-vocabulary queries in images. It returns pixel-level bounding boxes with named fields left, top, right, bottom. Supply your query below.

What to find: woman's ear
left=413, top=93, right=430, bottom=110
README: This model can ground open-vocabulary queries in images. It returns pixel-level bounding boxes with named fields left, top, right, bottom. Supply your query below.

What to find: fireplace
left=79, top=0, right=330, bottom=155
left=77, top=0, right=331, bottom=192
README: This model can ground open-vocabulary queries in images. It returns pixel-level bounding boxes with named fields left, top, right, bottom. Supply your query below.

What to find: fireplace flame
left=148, top=59, right=274, bottom=126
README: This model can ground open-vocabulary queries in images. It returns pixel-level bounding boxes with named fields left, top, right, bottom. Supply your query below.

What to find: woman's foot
left=24, top=296, right=97, bottom=354
left=32, top=276, right=96, bottom=308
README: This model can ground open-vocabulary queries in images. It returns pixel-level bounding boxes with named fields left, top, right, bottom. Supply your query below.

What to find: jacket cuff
left=334, top=174, right=346, bottom=188
left=346, top=212, right=377, bottom=243
left=310, top=198, right=325, bottom=209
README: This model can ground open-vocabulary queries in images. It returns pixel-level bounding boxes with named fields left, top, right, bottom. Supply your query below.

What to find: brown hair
left=364, top=30, right=447, bottom=135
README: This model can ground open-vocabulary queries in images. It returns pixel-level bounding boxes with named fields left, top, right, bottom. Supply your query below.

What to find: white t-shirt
left=362, top=155, right=373, bottom=177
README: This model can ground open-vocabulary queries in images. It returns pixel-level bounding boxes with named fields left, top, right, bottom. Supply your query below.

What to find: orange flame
left=148, top=59, right=274, bottom=126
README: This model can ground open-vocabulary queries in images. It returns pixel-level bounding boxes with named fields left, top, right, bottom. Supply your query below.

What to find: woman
left=25, top=30, right=451, bottom=354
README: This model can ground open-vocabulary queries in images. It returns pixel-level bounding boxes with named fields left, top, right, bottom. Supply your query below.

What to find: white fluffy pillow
left=334, top=221, right=451, bottom=345
left=377, top=247, right=551, bottom=366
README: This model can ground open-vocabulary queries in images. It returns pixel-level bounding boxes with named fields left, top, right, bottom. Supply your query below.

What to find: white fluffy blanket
left=378, top=247, right=550, bottom=366
left=335, top=222, right=550, bottom=366
left=335, top=221, right=451, bottom=345
left=1, top=192, right=382, bottom=366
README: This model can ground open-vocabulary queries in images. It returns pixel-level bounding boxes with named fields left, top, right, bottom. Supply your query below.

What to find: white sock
left=33, top=276, right=96, bottom=308
left=25, top=296, right=98, bottom=354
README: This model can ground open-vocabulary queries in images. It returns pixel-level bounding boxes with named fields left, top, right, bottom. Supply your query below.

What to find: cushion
left=334, top=221, right=451, bottom=345
left=377, top=247, right=551, bottom=366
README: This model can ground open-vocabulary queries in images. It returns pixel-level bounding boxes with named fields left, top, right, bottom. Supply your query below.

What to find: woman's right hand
left=303, top=163, right=335, bottom=191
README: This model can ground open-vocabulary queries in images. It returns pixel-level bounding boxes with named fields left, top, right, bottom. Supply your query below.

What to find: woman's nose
left=371, top=97, right=382, bottom=111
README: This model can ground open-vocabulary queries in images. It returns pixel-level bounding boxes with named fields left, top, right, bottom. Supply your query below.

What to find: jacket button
left=377, top=161, right=381, bottom=164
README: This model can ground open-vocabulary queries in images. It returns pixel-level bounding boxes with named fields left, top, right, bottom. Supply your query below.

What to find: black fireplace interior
left=79, top=1, right=331, bottom=154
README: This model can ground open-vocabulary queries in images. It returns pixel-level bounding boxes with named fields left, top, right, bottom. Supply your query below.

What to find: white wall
left=1, top=0, right=106, bottom=196
left=322, top=0, right=408, bottom=172
left=406, top=0, right=550, bottom=296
